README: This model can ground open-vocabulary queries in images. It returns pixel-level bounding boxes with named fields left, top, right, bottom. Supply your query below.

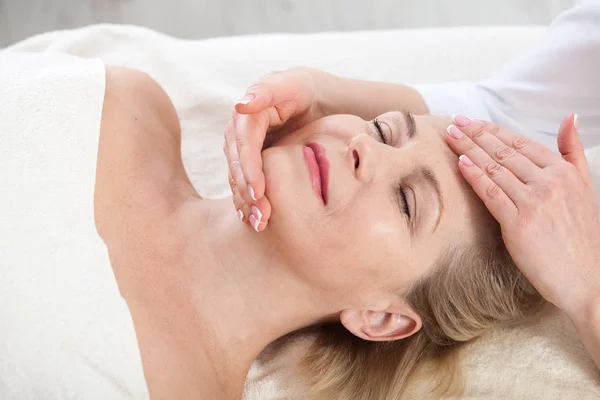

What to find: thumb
left=557, top=113, right=591, bottom=184
left=234, top=71, right=303, bottom=115
left=235, top=83, right=274, bottom=114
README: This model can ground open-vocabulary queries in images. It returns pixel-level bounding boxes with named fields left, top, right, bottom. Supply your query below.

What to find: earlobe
left=340, top=307, right=422, bottom=342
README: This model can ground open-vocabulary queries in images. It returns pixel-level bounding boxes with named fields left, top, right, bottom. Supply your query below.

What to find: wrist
left=302, top=67, right=342, bottom=120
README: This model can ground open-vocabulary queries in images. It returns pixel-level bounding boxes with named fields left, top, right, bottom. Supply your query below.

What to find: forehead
left=410, top=115, right=492, bottom=249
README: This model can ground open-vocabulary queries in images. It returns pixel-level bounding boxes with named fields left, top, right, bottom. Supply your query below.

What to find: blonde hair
left=298, top=230, right=545, bottom=400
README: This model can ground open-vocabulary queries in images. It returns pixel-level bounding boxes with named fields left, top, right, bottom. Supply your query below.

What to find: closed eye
left=398, top=185, right=411, bottom=218
left=373, top=118, right=387, bottom=144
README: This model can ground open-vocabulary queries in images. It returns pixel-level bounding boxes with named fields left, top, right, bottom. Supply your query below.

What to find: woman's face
left=261, top=112, right=490, bottom=305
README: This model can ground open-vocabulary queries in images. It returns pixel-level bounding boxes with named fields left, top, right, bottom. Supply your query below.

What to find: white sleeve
left=416, top=0, right=600, bottom=151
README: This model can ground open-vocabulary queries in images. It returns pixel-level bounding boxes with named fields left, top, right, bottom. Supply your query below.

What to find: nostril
left=353, top=150, right=359, bottom=169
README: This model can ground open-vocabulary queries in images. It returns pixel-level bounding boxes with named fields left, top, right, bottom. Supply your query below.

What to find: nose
left=347, top=133, right=377, bottom=182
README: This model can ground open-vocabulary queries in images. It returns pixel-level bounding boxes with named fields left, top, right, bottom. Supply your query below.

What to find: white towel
left=0, top=52, right=148, bottom=400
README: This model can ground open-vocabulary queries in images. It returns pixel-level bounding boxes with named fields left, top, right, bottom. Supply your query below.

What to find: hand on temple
left=223, top=67, right=322, bottom=231
left=445, top=114, right=600, bottom=366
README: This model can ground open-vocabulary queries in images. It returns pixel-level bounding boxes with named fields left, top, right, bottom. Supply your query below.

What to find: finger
left=445, top=124, right=528, bottom=202
left=234, top=112, right=270, bottom=201
left=234, top=70, right=302, bottom=114
left=228, top=171, right=247, bottom=222
left=557, top=113, right=592, bottom=185
left=451, top=115, right=541, bottom=183
left=224, top=127, right=242, bottom=206
left=224, top=118, right=253, bottom=204
left=454, top=116, right=562, bottom=168
left=248, top=197, right=272, bottom=232
left=241, top=203, right=251, bottom=225
left=456, top=155, right=518, bottom=225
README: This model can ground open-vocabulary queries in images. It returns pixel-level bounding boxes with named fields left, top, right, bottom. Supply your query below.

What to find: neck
left=188, top=198, right=338, bottom=398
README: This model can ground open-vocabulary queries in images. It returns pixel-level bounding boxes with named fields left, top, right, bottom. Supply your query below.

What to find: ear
left=339, top=302, right=422, bottom=342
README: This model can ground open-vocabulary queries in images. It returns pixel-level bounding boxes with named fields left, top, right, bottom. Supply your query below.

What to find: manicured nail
left=574, top=113, right=579, bottom=130
left=446, top=125, right=464, bottom=139
left=237, top=209, right=244, bottom=222
left=249, top=215, right=258, bottom=231
left=248, top=185, right=257, bottom=201
left=250, top=207, right=262, bottom=232
left=236, top=93, right=255, bottom=106
left=459, top=155, right=474, bottom=167
left=251, top=206, right=262, bottom=226
left=471, top=119, right=486, bottom=127
left=452, top=114, right=471, bottom=127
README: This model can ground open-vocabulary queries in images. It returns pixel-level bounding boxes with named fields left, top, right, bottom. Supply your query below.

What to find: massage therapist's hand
left=224, top=67, right=322, bottom=231
left=445, top=115, right=600, bottom=318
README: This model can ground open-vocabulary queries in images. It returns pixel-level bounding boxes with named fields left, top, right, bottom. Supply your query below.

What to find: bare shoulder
left=95, top=66, right=198, bottom=245
left=103, top=66, right=181, bottom=135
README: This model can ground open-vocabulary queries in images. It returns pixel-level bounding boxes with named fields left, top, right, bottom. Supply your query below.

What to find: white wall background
left=0, top=0, right=574, bottom=48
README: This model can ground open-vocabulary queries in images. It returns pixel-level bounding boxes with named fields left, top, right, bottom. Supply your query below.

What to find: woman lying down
left=96, top=4, right=600, bottom=400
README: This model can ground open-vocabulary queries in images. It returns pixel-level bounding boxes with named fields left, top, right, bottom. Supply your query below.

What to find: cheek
left=315, top=213, right=406, bottom=284
left=262, top=147, right=307, bottom=213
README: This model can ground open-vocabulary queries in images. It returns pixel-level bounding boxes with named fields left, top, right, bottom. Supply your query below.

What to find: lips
left=303, top=143, right=329, bottom=205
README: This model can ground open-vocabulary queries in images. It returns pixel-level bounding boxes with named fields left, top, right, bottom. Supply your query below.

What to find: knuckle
left=486, top=124, right=500, bottom=136
left=512, top=136, right=532, bottom=150
left=230, top=159, right=243, bottom=177
left=470, top=126, right=486, bottom=141
left=493, top=145, right=516, bottom=163
left=234, top=135, right=246, bottom=151
left=484, top=161, right=504, bottom=177
left=223, top=139, right=231, bottom=155
left=473, top=170, right=487, bottom=182
left=486, top=182, right=502, bottom=198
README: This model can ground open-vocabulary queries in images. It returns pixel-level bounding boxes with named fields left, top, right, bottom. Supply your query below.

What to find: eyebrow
left=404, top=111, right=416, bottom=139
left=421, top=167, right=444, bottom=232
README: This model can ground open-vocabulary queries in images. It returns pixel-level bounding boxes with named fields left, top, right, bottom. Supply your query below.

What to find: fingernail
left=249, top=215, right=258, bottom=231
left=250, top=207, right=262, bottom=232
left=237, top=209, right=244, bottom=222
left=236, top=93, right=255, bottom=106
left=248, top=185, right=257, bottom=201
left=251, top=206, right=262, bottom=227
left=459, top=155, right=474, bottom=167
left=574, top=113, right=579, bottom=130
left=471, top=119, right=486, bottom=127
left=452, top=114, right=471, bottom=127
left=446, top=125, right=464, bottom=139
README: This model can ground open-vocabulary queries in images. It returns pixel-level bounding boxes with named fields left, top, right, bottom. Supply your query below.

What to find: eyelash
left=398, top=186, right=411, bottom=218
left=373, top=118, right=387, bottom=144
